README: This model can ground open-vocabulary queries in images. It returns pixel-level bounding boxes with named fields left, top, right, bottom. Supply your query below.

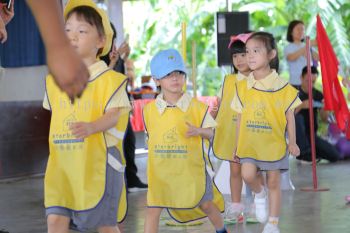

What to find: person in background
left=101, top=23, right=148, bottom=191
left=284, top=20, right=319, bottom=88
left=295, top=66, right=340, bottom=163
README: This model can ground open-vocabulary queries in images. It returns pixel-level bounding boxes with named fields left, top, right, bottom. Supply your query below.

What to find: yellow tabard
left=213, top=74, right=240, bottom=161
left=143, top=98, right=224, bottom=223
left=236, top=81, right=299, bottom=162
left=114, top=110, right=129, bottom=223
left=167, top=139, right=225, bottom=223
left=45, top=69, right=129, bottom=215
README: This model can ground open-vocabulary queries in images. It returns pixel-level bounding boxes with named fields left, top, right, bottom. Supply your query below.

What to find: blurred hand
left=70, top=122, right=94, bottom=139
left=186, top=122, right=200, bottom=137
left=310, top=39, right=317, bottom=47
left=118, top=42, right=130, bottom=60
left=108, top=45, right=119, bottom=68
left=0, top=17, right=7, bottom=43
left=301, top=100, right=309, bottom=109
left=0, top=0, right=14, bottom=25
left=46, top=43, right=89, bottom=100
left=232, top=155, right=241, bottom=163
left=288, top=143, right=300, bottom=157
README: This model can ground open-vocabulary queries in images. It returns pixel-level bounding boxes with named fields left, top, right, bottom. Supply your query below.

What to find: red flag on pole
left=316, top=14, right=349, bottom=131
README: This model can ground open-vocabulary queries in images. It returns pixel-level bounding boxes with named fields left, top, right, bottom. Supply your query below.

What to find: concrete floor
left=1, top=153, right=350, bottom=233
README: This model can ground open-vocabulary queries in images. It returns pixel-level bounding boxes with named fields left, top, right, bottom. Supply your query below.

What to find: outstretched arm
left=186, top=122, right=214, bottom=140
left=26, top=0, right=89, bottom=100
left=70, top=108, right=125, bottom=139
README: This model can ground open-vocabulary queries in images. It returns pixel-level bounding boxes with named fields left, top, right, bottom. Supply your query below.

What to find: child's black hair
left=229, top=40, right=246, bottom=73
left=66, top=6, right=105, bottom=55
left=100, top=22, right=117, bottom=65
left=246, top=31, right=279, bottom=72
left=301, top=66, right=318, bottom=77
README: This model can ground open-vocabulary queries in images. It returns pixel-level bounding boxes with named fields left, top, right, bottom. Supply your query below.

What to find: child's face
left=246, top=39, right=275, bottom=71
left=155, top=71, right=185, bottom=94
left=301, top=73, right=317, bottom=89
left=232, top=53, right=250, bottom=73
left=65, top=12, right=105, bottom=60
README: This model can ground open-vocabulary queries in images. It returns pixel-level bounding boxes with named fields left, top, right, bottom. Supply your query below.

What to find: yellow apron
left=113, top=110, right=129, bottom=223
left=212, top=74, right=240, bottom=161
left=143, top=98, right=224, bottom=223
left=45, top=70, right=129, bottom=218
left=236, top=81, right=299, bottom=161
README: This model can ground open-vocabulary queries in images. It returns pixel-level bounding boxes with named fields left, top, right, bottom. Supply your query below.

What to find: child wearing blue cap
left=142, top=49, right=229, bottom=233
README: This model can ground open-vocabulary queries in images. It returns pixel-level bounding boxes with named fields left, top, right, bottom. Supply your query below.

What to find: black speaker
left=216, top=11, right=249, bottom=66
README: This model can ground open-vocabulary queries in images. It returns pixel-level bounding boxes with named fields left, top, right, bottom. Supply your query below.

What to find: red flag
left=316, top=14, right=349, bottom=131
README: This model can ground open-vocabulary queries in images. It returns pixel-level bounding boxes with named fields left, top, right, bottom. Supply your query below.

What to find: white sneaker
left=254, top=195, right=268, bottom=223
left=225, top=202, right=244, bottom=223
left=262, top=223, right=280, bottom=233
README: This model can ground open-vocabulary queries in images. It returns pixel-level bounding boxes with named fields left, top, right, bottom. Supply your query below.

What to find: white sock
left=255, top=186, right=266, bottom=198
left=268, top=216, right=279, bottom=225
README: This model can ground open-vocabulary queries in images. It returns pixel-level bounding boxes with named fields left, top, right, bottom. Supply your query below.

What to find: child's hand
left=108, top=45, right=119, bottom=68
left=70, top=122, right=94, bottom=139
left=301, top=100, right=309, bottom=109
left=288, top=143, right=300, bottom=157
left=185, top=122, right=200, bottom=137
left=118, top=42, right=130, bottom=60
left=232, top=149, right=240, bottom=162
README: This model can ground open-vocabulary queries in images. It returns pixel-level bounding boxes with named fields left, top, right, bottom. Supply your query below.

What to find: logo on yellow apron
left=163, top=127, right=178, bottom=143
left=63, top=113, right=77, bottom=131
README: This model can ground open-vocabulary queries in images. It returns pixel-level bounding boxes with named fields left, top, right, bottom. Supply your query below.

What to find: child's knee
left=47, top=214, right=69, bottom=229
left=199, top=201, right=213, bottom=213
left=98, top=226, right=120, bottom=233
left=241, top=171, right=255, bottom=184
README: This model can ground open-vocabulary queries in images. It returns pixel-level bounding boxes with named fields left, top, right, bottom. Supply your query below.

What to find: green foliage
left=124, top=0, right=350, bottom=95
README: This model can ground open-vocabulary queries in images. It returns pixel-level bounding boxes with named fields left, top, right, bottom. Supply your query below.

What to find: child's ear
left=153, top=78, right=160, bottom=86
left=97, top=36, right=106, bottom=50
left=269, top=49, right=277, bottom=60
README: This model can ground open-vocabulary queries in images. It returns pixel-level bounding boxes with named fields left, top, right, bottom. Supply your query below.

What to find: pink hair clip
left=228, top=32, right=253, bottom=48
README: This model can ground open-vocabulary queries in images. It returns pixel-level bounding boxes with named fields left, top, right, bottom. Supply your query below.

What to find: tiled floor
left=1, top=153, right=350, bottom=233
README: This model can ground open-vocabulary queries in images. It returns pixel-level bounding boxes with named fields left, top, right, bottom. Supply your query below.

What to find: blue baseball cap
left=150, top=49, right=186, bottom=80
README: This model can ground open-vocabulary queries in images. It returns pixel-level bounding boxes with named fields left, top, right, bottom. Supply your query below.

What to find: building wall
left=0, top=66, right=47, bottom=102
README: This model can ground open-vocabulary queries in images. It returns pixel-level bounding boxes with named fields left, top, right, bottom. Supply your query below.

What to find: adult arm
left=26, top=0, right=89, bottom=99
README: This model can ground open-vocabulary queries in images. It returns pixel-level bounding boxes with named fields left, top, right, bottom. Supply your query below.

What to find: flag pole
left=191, top=41, right=197, bottom=98
left=181, top=22, right=187, bottom=92
left=301, top=36, right=329, bottom=192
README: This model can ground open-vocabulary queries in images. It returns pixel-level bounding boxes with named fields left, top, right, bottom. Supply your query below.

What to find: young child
left=232, top=32, right=301, bottom=233
left=143, top=49, right=228, bottom=233
left=212, top=33, right=252, bottom=222
left=43, top=1, right=130, bottom=232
